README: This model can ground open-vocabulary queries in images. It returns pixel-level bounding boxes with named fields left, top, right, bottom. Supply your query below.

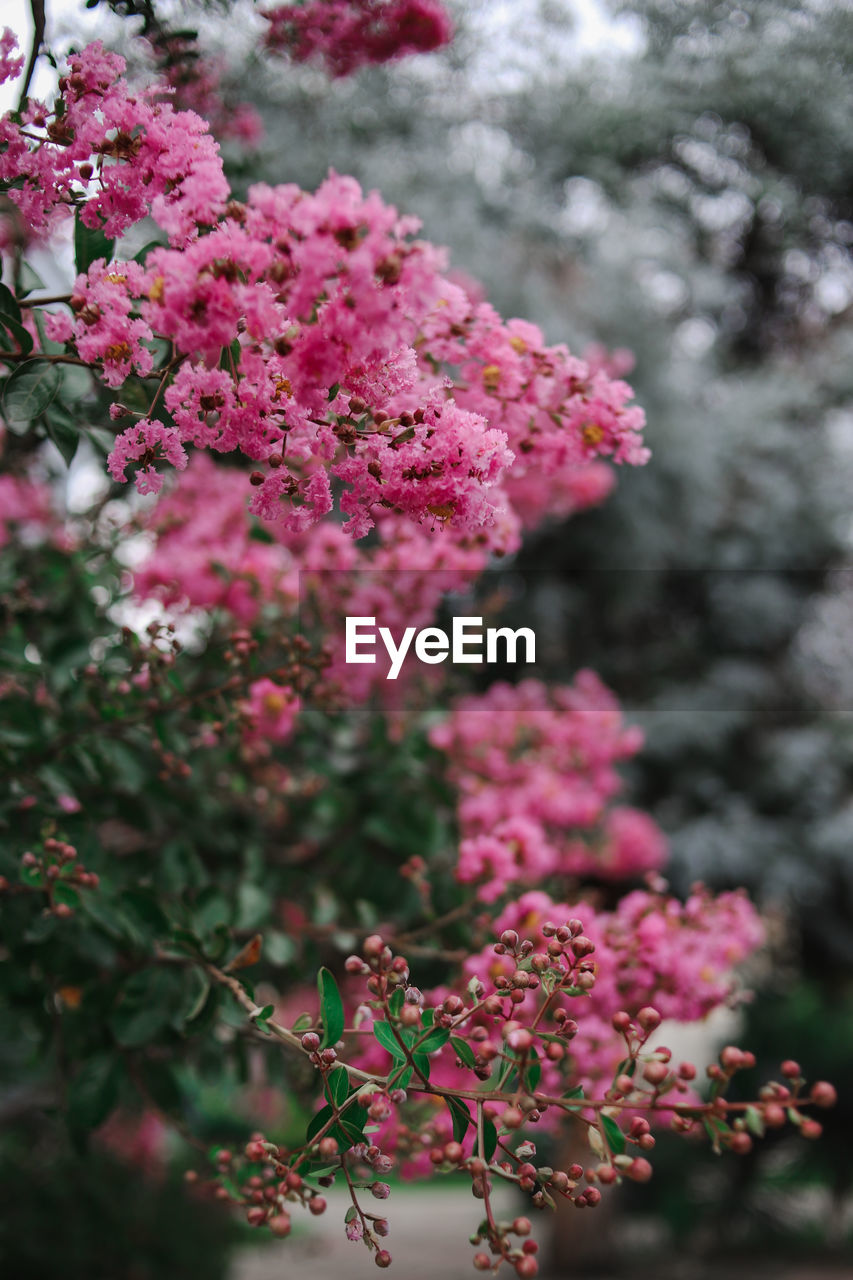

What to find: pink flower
left=0, top=28, right=24, bottom=85
left=108, top=419, right=188, bottom=494
left=264, top=0, right=453, bottom=77
left=244, top=679, right=301, bottom=743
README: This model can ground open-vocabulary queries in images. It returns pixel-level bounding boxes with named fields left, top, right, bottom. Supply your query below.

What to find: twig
left=18, top=0, right=46, bottom=114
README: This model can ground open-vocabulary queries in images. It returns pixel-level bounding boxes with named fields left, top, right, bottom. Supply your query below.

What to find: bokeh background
left=3, top=1, right=853, bottom=1276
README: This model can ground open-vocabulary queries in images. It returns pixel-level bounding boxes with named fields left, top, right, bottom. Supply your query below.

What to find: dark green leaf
left=138, top=1060, right=182, bottom=1113
left=44, top=404, right=80, bottom=466
left=0, top=282, right=22, bottom=324
left=53, top=882, right=81, bottom=909
left=444, top=1095, right=472, bottom=1144
left=417, top=1026, right=450, bottom=1055
left=412, top=1051, right=431, bottom=1081
left=0, top=283, right=34, bottom=356
left=67, top=1053, right=122, bottom=1132
left=325, top=1065, right=351, bottom=1108
left=2, top=360, right=62, bottom=430
left=388, top=987, right=404, bottom=1016
left=373, top=1020, right=407, bottom=1061
left=318, top=966, right=344, bottom=1048
left=74, top=207, right=115, bottom=274
left=111, top=967, right=185, bottom=1047
left=482, top=1117, right=498, bottom=1162
left=306, top=1104, right=334, bottom=1143
left=524, top=1047, right=542, bottom=1093
left=600, top=1113, right=626, bottom=1155
left=450, top=1036, right=476, bottom=1069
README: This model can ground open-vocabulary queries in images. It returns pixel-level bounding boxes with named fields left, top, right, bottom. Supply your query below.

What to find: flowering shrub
left=0, top=7, right=836, bottom=1276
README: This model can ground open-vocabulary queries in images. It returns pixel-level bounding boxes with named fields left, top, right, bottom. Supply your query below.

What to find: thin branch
left=19, top=294, right=73, bottom=308
left=18, top=0, right=46, bottom=114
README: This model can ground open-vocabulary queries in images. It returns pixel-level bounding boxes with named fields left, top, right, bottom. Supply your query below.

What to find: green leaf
left=19, top=861, right=43, bottom=888
left=744, top=1105, right=765, bottom=1137
left=412, top=1051, right=431, bottom=1081
left=388, top=987, right=404, bottom=1017
left=524, top=1047, right=541, bottom=1092
left=264, top=930, right=295, bottom=966
left=600, top=1113, right=626, bottom=1155
left=328, top=382, right=341, bottom=401
left=67, top=1053, right=122, bottom=1133
left=219, top=339, right=241, bottom=371
left=53, top=882, right=81, bottom=909
left=235, top=882, right=270, bottom=931
left=335, top=1104, right=369, bottom=1148
left=2, top=360, right=62, bottom=430
left=74, top=207, right=116, bottom=274
left=0, top=283, right=22, bottom=324
left=192, top=887, right=231, bottom=936
left=306, top=1104, right=333, bottom=1143
left=44, top=403, right=80, bottom=466
left=111, top=967, right=185, bottom=1047
left=0, top=283, right=34, bottom=356
left=16, top=263, right=46, bottom=297
left=138, top=1060, right=182, bottom=1113
left=450, top=1036, right=476, bottom=1069
left=181, top=970, right=212, bottom=1025
left=318, top=967, right=345, bottom=1048
left=444, top=1095, right=472, bottom=1144
left=373, top=1020, right=407, bottom=1061
left=417, top=1026, right=450, bottom=1055
left=562, top=1084, right=586, bottom=1101
left=325, top=1065, right=351, bottom=1108
left=133, top=238, right=166, bottom=265
left=482, top=1117, right=498, bottom=1162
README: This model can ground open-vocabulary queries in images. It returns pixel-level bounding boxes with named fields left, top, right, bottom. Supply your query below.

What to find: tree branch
left=18, top=0, right=46, bottom=114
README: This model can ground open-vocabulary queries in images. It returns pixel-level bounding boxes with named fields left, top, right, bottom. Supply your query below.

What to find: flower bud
left=636, top=1007, right=661, bottom=1032
left=811, top=1081, right=837, bottom=1108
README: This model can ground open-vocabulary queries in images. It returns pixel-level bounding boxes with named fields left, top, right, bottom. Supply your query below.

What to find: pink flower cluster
left=0, top=36, right=227, bottom=242
left=0, top=27, right=23, bottom=84
left=43, top=157, right=646, bottom=544
left=430, top=676, right=668, bottom=898
left=0, top=473, right=54, bottom=546
left=131, top=453, right=490, bottom=705
left=466, top=887, right=765, bottom=1092
left=150, top=39, right=264, bottom=146
left=49, top=260, right=154, bottom=388
left=263, top=0, right=453, bottom=77
left=342, top=884, right=764, bottom=1169
left=107, top=419, right=187, bottom=495
left=243, top=678, right=301, bottom=743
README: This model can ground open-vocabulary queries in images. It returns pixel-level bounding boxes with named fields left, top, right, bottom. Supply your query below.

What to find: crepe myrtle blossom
left=12, top=54, right=648, bottom=538
left=263, top=0, right=454, bottom=77
left=0, top=36, right=228, bottom=244
left=429, top=675, right=666, bottom=891
left=108, top=420, right=188, bottom=495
